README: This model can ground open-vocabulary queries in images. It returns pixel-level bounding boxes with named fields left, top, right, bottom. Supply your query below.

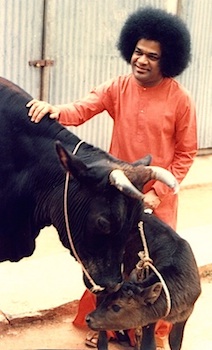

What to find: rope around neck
left=137, top=221, right=171, bottom=318
left=63, top=140, right=104, bottom=293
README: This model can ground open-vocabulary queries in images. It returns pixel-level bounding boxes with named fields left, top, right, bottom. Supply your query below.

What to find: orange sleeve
left=57, top=79, right=115, bottom=126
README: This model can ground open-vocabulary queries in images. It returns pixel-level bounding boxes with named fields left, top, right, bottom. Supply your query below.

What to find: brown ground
left=0, top=184, right=212, bottom=350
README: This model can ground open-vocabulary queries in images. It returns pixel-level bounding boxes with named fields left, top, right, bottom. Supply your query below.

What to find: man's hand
left=143, top=189, right=161, bottom=211
left=26, top=99, right=60, bottom=123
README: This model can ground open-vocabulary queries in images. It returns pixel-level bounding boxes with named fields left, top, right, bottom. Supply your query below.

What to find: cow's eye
left=112, top=304, right=121, bottom=312
left=97, top=217, right=110, bottom=234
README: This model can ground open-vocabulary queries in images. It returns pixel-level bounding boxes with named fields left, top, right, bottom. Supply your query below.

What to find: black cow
left=86, top=213, right=201, bottom=350
left=0, top=77, right=177, bottom=293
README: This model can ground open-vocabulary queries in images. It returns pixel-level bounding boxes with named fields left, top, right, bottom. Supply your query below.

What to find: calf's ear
left=142, top=282, right=162, bottom=305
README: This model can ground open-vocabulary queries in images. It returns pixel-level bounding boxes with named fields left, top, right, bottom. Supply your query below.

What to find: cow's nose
left=85, top=315, right=91, bottom=325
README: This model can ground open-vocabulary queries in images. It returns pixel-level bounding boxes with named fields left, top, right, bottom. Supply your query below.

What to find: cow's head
left=55, top=141, right=178, bottom=292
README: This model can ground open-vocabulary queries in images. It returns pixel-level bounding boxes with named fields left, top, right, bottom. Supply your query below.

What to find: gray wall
left=0, top=0, right=211, bottom=151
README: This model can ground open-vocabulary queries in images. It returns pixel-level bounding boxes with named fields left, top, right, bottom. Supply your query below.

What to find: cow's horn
left=148, top=166, right=179, bottom=194
left=109, top=169, right=145, bottom=200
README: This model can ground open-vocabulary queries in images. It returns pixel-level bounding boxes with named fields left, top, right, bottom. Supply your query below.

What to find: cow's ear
left=132, top=154, right=152, bottom=166
left=55, top=141, right=87, bottom=178
left=141, top=282, right=162, bottom=305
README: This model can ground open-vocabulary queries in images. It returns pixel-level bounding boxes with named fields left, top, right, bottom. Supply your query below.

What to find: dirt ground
left=0, top=184, right=212, bottom=350
left=0, top=271, right=212, bottom=350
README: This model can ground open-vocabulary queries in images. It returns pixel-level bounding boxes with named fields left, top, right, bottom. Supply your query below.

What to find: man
left=27, top=7, right=197, bottom=349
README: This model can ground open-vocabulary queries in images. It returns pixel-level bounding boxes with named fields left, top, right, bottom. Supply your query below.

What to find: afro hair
left=117, top=7, right=191, bottom=77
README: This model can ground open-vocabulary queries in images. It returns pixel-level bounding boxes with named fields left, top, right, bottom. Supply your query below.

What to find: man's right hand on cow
left=26, top=99, right=60, bottom=123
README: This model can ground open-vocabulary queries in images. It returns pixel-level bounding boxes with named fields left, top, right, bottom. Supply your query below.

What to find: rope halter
left=63, top=140, right=105, bottom=293
left=136, top=221, right=172, bottom=318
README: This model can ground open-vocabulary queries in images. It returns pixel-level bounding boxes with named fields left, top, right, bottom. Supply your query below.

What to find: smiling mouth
left=135, top=66, right=149, bottom=73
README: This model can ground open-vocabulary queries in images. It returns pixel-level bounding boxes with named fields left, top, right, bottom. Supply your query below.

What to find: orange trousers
left=73, top=289, right=172, bottom=346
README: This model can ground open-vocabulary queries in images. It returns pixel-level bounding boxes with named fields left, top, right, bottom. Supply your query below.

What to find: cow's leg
left=96, top=295, right=109, bottom=350
left=169, top=320, right=188, bottom=350
left=97, top=331, right=108, bottom=350
left=140, top=323, right=156, bottom=350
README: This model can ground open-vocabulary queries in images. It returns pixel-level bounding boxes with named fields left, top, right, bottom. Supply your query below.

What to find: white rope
left=137, top=221, right=171, bottom=318
left=72, top=140, right=85, bottom=155
left=146, top=262, right=171, bottom=317
left=63, top=140, right=104, bottom=293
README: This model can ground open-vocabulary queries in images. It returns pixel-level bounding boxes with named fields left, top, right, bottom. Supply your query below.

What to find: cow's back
left=0, top=77, right=72, bottom=261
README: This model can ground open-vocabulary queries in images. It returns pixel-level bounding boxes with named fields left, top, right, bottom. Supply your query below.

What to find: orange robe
left=58, top=74, right=197, bottom=344
left=59, top=74, right=197, bottom=229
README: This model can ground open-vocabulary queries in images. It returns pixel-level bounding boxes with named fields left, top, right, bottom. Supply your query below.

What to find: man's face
left=131, top=39, right=163, bottom=87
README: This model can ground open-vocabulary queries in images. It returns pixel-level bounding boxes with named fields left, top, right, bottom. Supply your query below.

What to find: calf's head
left=86, top=281, right=163, bottom=330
